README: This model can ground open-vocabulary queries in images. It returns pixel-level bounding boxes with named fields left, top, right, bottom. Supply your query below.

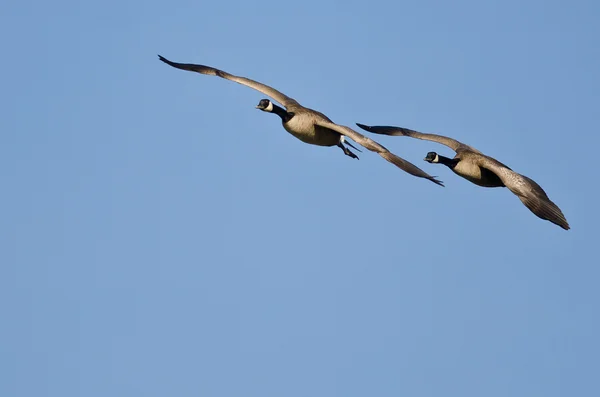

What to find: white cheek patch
left=433, top=154, right=440, bottom=163
left=265, top=101, right=274, bottom=112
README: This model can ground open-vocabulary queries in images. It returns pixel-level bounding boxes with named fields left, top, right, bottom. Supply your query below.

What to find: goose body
left=447, top=151, right=505, bottom=187
left=281, top=110, right=341, bottom=146
left=158, top=55, right=443, bottom=186
left=356, top=123, right=569, bottom=230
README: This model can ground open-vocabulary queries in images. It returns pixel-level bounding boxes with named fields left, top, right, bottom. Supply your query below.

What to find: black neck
left=437, top=154, right=459, bottom=169
left=271, top=103, right=293, bottom=122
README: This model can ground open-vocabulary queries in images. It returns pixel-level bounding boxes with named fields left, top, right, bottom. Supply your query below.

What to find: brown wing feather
left=517, top=194, right=570, bottom=230
left=356, top=123, right=482, bottom=154
left=316, top=121, right=443, bottom=186
left=476, top=156, right=570, bottom=230
left=158, top=55, right=300, bottom=109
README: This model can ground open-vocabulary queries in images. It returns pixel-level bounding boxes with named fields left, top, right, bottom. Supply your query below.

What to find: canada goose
left=356, top=123, right=569, bottom=230
left=158, top=55, right=442, bottom=186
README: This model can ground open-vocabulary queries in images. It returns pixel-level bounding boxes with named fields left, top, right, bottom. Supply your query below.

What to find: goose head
left=255, top=99, right=274, bottom=112
left=424, top=152, right=440, bottom=163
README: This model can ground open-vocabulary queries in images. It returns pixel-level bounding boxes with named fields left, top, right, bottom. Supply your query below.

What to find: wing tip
left=431, top=177, right=444, bottom=187
left=356, top=123, right=409, bottom=137
left=356, top=123, right=372, bottom=132
left=557, top=219, right=570, bottom=230
left=525, top=195, right=571, bottom=230
left=545, top=201, right=570, bottom=231
left=157, top=54, right=174, bottom=66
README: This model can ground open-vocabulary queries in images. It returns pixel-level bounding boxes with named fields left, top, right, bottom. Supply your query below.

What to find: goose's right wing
left=356, top=124, right=481, bottom=154
left=158, top=55, right=300, bottom=109
left=315, top=121, right=444, bottom=186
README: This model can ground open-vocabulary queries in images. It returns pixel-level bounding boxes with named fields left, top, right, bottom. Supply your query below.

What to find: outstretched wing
left=477, top=157, right=570, bottom=230
left=158, top=55, right=300, bottom=109
left=315, top=120, right=444, bottom=186
left=356, top=123, right=481, bottom=154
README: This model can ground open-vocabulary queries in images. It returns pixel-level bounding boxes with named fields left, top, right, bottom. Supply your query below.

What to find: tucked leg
left=343, top=139, right=362, bottom=153
left=337, top=142, right=359, bottom=159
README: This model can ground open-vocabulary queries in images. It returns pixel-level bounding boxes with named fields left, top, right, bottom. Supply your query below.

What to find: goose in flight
left=158, top=55, right=443, bottom=186
left=356, top=123, right=569, bottom=230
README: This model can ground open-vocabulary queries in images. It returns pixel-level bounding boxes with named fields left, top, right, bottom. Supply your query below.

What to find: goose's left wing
left=478, top=157, right=570, bottom=230
left=315, top=120, right=444, bottom=186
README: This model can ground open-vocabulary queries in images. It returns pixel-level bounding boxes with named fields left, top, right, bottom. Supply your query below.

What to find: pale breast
left=283, top=114, right=340, bottom=146
left=452, top=160, right=487, bottom=186
left=453, top=159, right=504, bottom=187
left=453, top=160, right=482, bottom=179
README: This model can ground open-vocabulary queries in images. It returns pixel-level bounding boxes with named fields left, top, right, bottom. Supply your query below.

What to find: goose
left=356, top=123, right=569, bottom=230
left=158, top=55, right=442, bottom=186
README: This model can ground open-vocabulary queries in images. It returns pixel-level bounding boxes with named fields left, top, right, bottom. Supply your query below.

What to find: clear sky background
left=2, top=1, right=599, bottom=396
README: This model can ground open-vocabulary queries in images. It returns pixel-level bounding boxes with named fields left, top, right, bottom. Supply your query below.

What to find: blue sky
left=2, top=0, right=599, bottom=396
